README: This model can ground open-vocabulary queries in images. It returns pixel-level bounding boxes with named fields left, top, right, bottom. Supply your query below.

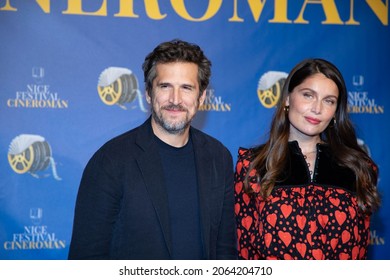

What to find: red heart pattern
left=296, top=215, right=306, bottom=230
left=348, top=206, right=356, bottom=219
left=264, top=233, right=272, bottom=248
left=335, top=210, right=347, bottom=226
left=317, top=214, right=329, bottom=228
left=352, top=246, right=359, bottom=259
left=330, top=238, right=338, bottom=250
left=242, top=216, right=253, bottom=231
left=234, top=203, right=240, bottom=215
left=312, top=248, right=324, bottom=260
left=278, top=231, right=292, bottom=247
left=296, top=242, right=306, bottom=258
left=281, top=204, right=292, bottom=218
left=266, top=213, right=277, bottom=227
left=342, top=230, right=351, bottom=244
left=235, top=181, right=242, bottom=194
left=330, top=197, right=340, bottom=207
left=242, top=193, right=250, bottom=205
left=234, top=148, right=371, bottom=260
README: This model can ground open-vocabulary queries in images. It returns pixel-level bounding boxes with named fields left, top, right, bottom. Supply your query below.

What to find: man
left=68, top=39, right=237, bottom=259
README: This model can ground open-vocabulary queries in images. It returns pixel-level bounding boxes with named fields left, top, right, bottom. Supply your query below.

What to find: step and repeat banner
left=1, top=1, right=389, bottom=260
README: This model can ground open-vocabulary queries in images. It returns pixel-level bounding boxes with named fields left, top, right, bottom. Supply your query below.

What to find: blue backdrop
left=1, top=0, right=389, bottom=259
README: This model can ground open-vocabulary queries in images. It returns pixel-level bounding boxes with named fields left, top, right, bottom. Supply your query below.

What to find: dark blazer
left=68, top=117, right=237, bottom=259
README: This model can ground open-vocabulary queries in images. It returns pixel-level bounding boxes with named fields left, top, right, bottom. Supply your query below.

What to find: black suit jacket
left=68, top=117, right=237, bottom=259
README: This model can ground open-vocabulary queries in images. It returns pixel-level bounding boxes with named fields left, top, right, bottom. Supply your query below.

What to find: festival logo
left=7, top=67, right=68, bottom=109
left=7, top=134, right=62, bottom=180
left=97, top=67, right=147, bottom=112
left=199, top=88, right=231, bottom=112
left=370, top=230, right=385, bottom=246
left=257, top=71, right=288, bottom=108
left=348, top=75, right=384, bottom=114
left=3, top=208, right=66, bottom=251
left=32, top=67, right=45, bottom=83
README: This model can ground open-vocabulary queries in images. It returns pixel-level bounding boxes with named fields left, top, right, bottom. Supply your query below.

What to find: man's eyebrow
left=182, top=83, right=195, bottom=88
left=156, top=82, right=172, bottom=86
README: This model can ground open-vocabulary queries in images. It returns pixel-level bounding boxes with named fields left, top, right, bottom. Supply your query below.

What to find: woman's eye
left=325, top=99, right=336, bottom=105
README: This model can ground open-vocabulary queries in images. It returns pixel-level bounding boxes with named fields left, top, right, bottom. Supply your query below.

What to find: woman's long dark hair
left=245, top=58, right=380, bottom=214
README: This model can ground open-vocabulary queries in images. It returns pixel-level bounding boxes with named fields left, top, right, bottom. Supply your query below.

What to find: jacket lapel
left=135, top=118, right=172, bottom=257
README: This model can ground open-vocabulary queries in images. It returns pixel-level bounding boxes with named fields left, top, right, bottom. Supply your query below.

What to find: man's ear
left=198, top=90, right=206, bottom=107
left=145, top=91, right=151, bottom=104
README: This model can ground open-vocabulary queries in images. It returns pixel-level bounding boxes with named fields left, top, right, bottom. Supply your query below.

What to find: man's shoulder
left=191, top=127, right=229, bottom=151
left=94, top=121, right=150, bottom=159
left=102, top=118, right=150, bottom=148
left=103, top=126, right=139, bottom=148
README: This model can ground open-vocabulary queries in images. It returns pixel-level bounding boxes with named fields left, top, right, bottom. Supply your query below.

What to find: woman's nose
left=311, top=100, right=321, bottom=114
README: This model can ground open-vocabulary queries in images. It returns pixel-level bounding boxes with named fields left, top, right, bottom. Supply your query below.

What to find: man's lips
left=163, top=105, right=186, bottom=112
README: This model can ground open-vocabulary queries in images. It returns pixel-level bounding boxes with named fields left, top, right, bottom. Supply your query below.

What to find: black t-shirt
left=156, top=135, right=204, bottom=259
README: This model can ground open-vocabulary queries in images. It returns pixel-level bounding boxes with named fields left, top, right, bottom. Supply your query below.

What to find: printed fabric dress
left=235, top=141, right=372, bottom=260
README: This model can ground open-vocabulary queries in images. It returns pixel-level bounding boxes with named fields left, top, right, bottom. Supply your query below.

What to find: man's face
left=146, top=62, right=205, bottom=136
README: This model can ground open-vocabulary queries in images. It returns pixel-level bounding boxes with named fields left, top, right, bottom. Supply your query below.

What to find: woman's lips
left=305, top=116, right=321, bottom=125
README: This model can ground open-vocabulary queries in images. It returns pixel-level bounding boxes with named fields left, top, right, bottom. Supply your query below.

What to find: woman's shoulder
left=238, top=145, right=265, bottom=160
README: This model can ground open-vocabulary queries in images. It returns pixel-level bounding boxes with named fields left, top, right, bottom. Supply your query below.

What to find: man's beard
left=152, top=104, right=193, bottom=135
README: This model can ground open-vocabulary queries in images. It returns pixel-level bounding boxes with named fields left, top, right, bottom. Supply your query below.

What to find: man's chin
left=152, top=113, right=191, bottom=134
left=163, top=122, right=188, bottom=134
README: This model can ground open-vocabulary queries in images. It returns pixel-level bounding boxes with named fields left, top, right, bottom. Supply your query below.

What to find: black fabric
left=276, top=141, right=356, bottom=192
left=157, top=136, right=204, bottom=260
left=68, top=117, right=237, bottom=260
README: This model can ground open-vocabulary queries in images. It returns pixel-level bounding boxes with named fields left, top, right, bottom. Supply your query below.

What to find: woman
left=235, top=58, right=380, bottom=260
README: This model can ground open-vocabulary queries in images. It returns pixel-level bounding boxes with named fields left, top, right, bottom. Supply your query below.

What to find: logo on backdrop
left=199, top=88, right=231, bottom=112
left=257, top=71, right=288, bottom=108
left=7, top=67, right=69, bottom=109
left=3, top=208, right=66, bottom=251
left=348, top=75, right=384, bottom=114
left=370, top=230, right=385, bottom=246
left=7, top=134, right=62, bottom=180
left=97, top=67, right=147, bottom=112
left=1, top=2, right=387, bottom=26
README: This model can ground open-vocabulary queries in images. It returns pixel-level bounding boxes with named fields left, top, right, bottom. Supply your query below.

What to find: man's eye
left=183, top=86, right=193, bottom=91
left=158, top=84, right=171, bottom=90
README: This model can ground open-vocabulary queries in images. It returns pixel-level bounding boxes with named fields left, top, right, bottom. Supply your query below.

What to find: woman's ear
left=285, top=95, right=290, bottom=107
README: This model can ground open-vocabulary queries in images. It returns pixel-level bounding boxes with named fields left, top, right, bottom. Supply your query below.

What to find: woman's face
left=286, top=73, right=339, bottom=142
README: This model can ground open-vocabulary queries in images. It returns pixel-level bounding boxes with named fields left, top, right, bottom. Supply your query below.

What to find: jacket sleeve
left=234, top=148, right=261, bottom=260
left=68, top=147, right=122, bottom=259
